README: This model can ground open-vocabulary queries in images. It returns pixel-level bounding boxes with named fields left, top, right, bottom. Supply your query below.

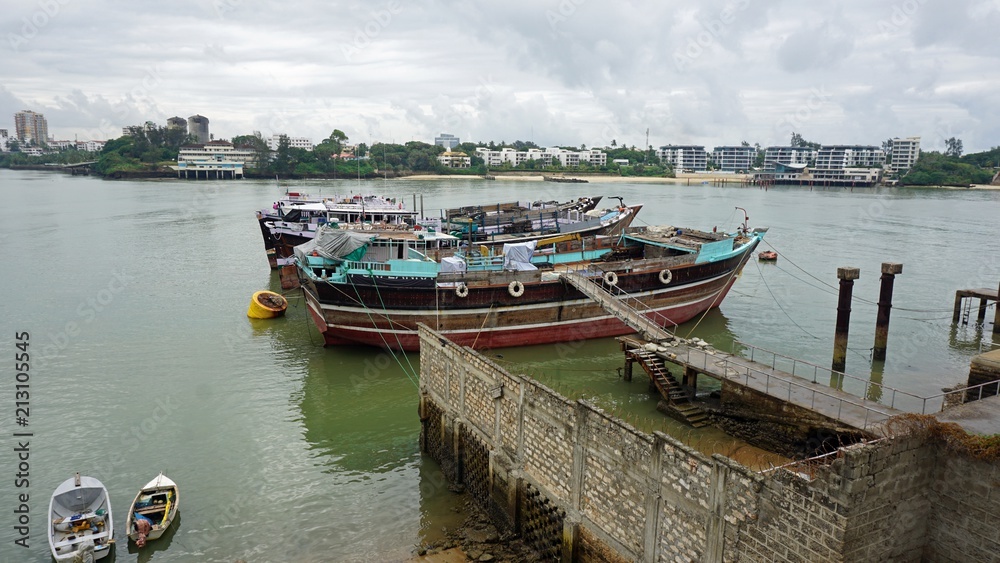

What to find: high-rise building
left=889, top=137, right=920, bottom=173
left=14, top=110, right=49, bottom=145
left=187, top=115, right=210, bottom=143
left=0, top=129, right=8, bottom=152
left=167, top=116, right=188, bottom=133
left=434, top=133, right=460, bottom=149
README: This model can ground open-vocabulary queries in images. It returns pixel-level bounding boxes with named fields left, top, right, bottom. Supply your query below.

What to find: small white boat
left=126, top=473, right=179, bottom=547
left=48, top=472, right=114, bottom=562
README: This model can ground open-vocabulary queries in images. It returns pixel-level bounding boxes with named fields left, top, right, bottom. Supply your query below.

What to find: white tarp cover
left=283, top=202, right=328, bottom=212
left=503, top=240, right=538, bottom=271
left=293, top=226, right=372, bottom=263
left=440, top=256, right=467, bottom=273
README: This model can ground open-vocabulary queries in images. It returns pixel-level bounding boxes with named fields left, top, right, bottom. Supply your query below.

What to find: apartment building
left=656, top=145, right=708, bottom=171
left=889, top=136, right=920, bottom=173
left=15, top=110, right=49, bottom=145
left=814, top=145, right=885, bottom=170
left=712, top=145, right=755, bottom=172
left=762, top=146, right=817, bottom=172
left=268, top=134, right=313, bottom=151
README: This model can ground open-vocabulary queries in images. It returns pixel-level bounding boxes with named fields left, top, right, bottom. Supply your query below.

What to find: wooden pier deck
left=560, top=271, right=903, bottom=432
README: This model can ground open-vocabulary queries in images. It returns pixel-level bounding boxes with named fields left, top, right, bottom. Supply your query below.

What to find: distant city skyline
left=3, top=2, right=998, bottom=153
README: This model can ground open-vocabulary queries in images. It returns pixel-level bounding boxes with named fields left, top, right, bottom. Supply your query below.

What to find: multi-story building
left=434, top=133, right=460, bottom=149
left=762, top=146, right=816, bottom=172
left=268, top=134, right=313, bottom=151
left=78, top=140, right=106, bottom=152
left=178, top=140, right=259, bottom=167
left=123, top=121, right=157, bottom=137
left=711, top=146, right=755, bottom=172
left=14, top=110, right=49, bottom=145
left=436, top=150, right=471, bottom=168
left=49, top=140, right=75, bottom=150
left=474, top=146, right=604, bottom=168
left=188, top=115, right=210, bottom=143
left=656, top=145, right=707, bottom=171
left=814, top=145, right=885, bottom=171
left=0, top=129, right=8, bottom=151
left=889, top=137, right=921, bottom=173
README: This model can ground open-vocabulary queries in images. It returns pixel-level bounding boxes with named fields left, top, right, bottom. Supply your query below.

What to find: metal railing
left=731, top=341, right=926, bottom=412
left=922, top=379, right=1000, bottom=412
left=667, top=343, right=895, bottom=431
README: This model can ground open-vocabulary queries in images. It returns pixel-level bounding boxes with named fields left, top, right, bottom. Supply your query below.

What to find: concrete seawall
left=417, top=325, right=1000, bottom=562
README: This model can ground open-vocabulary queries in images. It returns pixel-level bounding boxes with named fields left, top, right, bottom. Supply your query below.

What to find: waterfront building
left=178, top=140, right=259, bottom=167
left=436, top=150, right=471, bottom=168
left=0, top=129, right=7, bottom=151
left=711, top=145, right=755, bottom=172
left=815, top=145, right=885, bottom=170
left=78, top=140, right=106, bottom=152
left=14, top=110, right=49, bottom=145
left=890, top=136, right=921, bottom=173
left=656, top=145, right=707, bottom=171
left=762, top=146, right=816, bottom=172
left=434, top=133, right=460, bottom=149
left=188, top=115, right=210, bottom=143
left=49, top=139, right=75, bottom=150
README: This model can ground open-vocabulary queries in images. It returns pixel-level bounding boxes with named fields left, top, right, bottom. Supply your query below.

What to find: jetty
left=953, top=284, right=1000, bottom=331
left=562, top=270, right=911, bottom=433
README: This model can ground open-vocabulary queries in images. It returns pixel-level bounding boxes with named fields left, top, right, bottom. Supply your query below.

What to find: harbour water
left=1, top=169, right=997, bottom=562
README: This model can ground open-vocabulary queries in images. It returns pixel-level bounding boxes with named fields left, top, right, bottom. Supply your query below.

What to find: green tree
left=945, top=137, right=964, bottom=158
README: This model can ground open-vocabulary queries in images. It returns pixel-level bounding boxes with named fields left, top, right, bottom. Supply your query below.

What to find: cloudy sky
left=3, top=0, right=999, bottom=152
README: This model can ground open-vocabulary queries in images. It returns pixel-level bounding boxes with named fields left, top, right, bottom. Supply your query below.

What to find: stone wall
left=418, top=325, right=1000, bottom=562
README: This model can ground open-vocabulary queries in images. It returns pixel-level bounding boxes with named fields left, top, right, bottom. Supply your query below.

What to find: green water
left=1, top=170, right=997, bottom=562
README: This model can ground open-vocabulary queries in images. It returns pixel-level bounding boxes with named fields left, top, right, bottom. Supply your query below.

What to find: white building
left=763, top=146, right=817, bottom=172
left=889, top=137, right=921, bottom=173
left=657, top=145, right=708, bottom=171
left=0, top=129, right=7, bottom=151
left=815, top=145, right=885, bottom=170
left=78, top=140, right=106, bottom=152
left=436, top=150, right=471, bottom=168
left=474, top=146, right=605, bottom=168
left=268, top=134, right=313, bottom=151
left=711, top=146, right=755, bottom=172
left=178, top=140, right=260, bottom=167
left=434, top=133, right=460, bottom=149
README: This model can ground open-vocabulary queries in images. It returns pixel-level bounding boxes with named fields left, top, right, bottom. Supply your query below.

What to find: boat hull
left=301, top=240, right=758, bottom=351
left=49, top=475, right=113, bottom=561
left=126, top=473, right=179, bottom=544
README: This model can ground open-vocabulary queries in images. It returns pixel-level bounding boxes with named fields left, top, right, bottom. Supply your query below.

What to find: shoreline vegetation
left=6, top=164, right=999, bottom=189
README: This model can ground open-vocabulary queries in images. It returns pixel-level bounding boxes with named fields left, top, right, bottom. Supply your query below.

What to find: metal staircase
left=629, top=347, right=710, bottom=428
left=561, top=270, right=673, bottom=341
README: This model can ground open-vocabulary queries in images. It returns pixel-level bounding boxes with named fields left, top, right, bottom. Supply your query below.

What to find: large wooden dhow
left=294, top=214, right=766, bottom=351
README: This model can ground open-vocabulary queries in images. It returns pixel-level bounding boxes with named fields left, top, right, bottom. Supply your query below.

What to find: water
left=1, top=170, right=997, bottom=562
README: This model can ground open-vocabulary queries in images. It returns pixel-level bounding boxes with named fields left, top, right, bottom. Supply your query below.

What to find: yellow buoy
left=247, top=290, right=288, bottom=319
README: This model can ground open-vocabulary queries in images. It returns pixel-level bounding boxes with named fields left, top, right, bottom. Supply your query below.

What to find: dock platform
left=953, top=285, right=1000, bottom=331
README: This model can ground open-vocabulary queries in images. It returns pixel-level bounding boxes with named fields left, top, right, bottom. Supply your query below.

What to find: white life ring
left=659, top=269, right=672, bottom=285
left=508, top=280, right=524, bottom=297
left=455, top=283, right=469, bottom=298
left=604, top=271, right=618, bottom=286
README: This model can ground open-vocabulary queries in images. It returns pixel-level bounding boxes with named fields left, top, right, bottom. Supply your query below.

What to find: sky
left=2, top=0, right=999, bottom=153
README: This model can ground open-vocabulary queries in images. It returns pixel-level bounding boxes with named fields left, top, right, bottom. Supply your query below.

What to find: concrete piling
left=873, top=263, right=902, bottom=361
left=995, top=281, right=1000, bottom=334
left=832, top=267, right=860, bottom=373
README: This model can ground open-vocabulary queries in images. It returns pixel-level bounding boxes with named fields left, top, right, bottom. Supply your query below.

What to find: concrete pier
left=952, top=284, right=1000, bottom=332
left=832, top=267, right=860, bottom=373
left=873, top=262, right=902, bottom=361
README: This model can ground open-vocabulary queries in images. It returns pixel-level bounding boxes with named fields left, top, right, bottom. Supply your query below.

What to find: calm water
left=1, top=169, right=997, bottom=562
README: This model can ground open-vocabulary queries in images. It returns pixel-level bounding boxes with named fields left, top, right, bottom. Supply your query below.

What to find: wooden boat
left=294, top=212, right=766, bottom=351
left=126, top=473, right=179, bottom=547
left=247, top=290, right=288, bottom=318
left=758, top=250, right=778, bottom=262
left=49, top=473, right=114, bottom=561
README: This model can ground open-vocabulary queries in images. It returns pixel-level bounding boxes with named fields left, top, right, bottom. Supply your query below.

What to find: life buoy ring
left=455, top=283, right=469, bottom=298
left=659, top=269, right=672, bottom=285
left=508, top=280, right=524, bottom=297
left=604, top=271, right=618, bottom=286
